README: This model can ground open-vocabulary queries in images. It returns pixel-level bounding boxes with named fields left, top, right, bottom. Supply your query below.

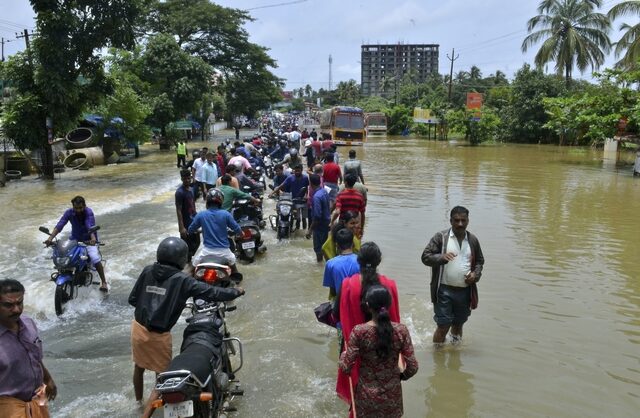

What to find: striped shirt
left=335, top=188, right=366, bottom=215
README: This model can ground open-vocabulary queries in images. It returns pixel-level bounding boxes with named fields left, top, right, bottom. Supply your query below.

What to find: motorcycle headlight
left=280, top=205, right=291, bottom=216
left=55, top=256, right=70, bottom=267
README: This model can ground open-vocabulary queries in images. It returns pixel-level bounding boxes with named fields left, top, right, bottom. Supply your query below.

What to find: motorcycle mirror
left=39, top=226, right=50, bottom=234
left=268, top=184, right=274, bottom=190
left=88, top=225, right=101, bottom=233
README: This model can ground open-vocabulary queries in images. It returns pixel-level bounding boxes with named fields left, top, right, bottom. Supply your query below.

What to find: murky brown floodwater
left=1, top=133, right=639, bottom=417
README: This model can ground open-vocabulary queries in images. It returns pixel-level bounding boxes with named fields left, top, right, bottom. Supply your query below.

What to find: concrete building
left=361, top=43, right=439, bottom=98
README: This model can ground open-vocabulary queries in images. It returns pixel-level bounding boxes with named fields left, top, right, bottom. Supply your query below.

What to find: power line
left=247, top=0, right=308, bottom=11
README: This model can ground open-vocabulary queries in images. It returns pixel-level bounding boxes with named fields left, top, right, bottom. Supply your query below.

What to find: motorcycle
left=39, top=225, right=104, bottom=316
left=249, top=166, right=268, bottom=192
left=268, top=187, right=307, bottom=240
left=263, top=155, right=274, bottom=179
left=153, top=258, right=244, bottom=418
left=229, top=196, right=266, bottom=263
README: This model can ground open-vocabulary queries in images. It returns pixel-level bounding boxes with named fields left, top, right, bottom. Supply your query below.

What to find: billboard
left=413, top=107, right=439, bottom=124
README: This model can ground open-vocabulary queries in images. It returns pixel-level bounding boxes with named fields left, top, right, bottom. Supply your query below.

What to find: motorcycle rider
left=281, top=148, right=303, bottom=170
left=44, top=196, right=108, bottom=292
left=129, top=237, right=244, bottom=418
left=188, top=189, right=242, bottom=276
left=219, top=174, right=261, bottom=211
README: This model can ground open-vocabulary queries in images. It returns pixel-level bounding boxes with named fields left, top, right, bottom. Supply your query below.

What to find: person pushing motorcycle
left=129, top=237, right=245, bottom=418
left=44, top=196, right=108, bottom=292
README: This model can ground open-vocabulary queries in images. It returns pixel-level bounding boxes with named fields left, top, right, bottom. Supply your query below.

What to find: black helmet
left=206, top=188, right=224, bottom=206
left=192, top=150, right=200, bottom=159
left=157, top=237, right=188, bottom=269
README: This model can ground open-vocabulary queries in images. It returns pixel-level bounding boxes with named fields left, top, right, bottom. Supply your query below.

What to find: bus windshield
left=335, top=113, right=364, bottom=129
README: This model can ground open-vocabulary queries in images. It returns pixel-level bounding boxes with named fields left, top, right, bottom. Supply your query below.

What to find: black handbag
left=314, top=301, right=337, bottom=328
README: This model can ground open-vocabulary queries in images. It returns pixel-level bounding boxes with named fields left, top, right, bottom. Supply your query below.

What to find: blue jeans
left=312, top=222, right=330, bottom=255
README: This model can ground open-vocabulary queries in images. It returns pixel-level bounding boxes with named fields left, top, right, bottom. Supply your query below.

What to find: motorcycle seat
left=166, top=342, right=219, bottom=387
left=199, top=254, right=229, bottom=266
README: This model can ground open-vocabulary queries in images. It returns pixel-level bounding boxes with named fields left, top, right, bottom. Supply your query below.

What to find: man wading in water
left=421, top=206, right=485, bottom=345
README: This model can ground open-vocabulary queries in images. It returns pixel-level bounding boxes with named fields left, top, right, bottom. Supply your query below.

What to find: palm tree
left=608, top=1, right=640, bottom=69
left=304, top=84, right=313, bottom=97
left=469, top=65, right=482, bottom=80
left=522, top=0, right=611, bottom=84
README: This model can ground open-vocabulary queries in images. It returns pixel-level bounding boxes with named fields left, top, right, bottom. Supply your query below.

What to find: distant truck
left=365, top=112, right=387, bottom=137
left=319, top=106, right=366, bottom=145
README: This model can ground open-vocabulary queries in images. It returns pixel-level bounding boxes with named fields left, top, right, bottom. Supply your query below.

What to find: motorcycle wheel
left=193, top=399, right=214, bottom=418
left=54, top=283, right=72, bottom=316
left=277, top=227, right=289, bottom=240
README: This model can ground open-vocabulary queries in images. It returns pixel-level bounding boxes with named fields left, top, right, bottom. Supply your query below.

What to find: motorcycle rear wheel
left=54, top=283, right=72, bottom=316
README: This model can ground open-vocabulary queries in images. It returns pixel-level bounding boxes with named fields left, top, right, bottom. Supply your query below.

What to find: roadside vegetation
left=2, top=0, right=640, bottom=178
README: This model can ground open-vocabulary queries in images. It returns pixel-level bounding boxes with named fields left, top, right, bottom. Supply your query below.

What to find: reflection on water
left=426, top=349, right=474, bottom=418
left=1, top=138, right=639, bottom=417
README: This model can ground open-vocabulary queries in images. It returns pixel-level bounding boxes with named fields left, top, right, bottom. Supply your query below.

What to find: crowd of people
left=0, top=121, right=486, bottom=417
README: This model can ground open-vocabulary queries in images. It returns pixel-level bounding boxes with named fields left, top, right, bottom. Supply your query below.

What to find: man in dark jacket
left=129, top=236, right=244, bottom=417
left=421, top=206, right=484, bottom=345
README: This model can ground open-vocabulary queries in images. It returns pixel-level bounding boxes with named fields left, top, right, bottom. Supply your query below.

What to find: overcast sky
left=1, top=0, right=632, bottom=90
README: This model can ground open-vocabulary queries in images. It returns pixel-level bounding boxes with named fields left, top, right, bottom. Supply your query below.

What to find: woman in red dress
left=339, top=285, right=418, bottom=417
left=335, top=242, right=401, bottom=411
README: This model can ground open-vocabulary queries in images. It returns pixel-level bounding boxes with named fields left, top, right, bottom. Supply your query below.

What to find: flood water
left=1, top=133, right=639, bottom=417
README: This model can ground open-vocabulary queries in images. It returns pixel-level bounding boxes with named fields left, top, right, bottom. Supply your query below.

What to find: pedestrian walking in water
left=176, top=139, right=187, bottom=168
left=339, top=285, right=418, bottom=418
left=334, top=242, right=401, bottom=411
left=421, top=206, right=485, bottom=344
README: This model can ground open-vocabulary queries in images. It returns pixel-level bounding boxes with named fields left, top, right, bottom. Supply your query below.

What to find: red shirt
left=335, top=188, right=365, bottom=214
left=322, top=162, right=341, bottom=184
left=322, top=139, right=334, bottom=150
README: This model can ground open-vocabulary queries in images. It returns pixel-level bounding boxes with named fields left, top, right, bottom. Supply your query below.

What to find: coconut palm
left=608, top=1, right=640, bottom=69
left=522, top=0, right=611, bottom=84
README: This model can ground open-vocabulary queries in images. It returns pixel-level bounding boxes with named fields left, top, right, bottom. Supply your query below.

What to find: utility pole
left=1, top=37, right=5, bottom=61
left=447, top=48, right=459, bottom=102
left=16, top=29, right=33, bottom=65
left=328, top=54, right=333, bottom=91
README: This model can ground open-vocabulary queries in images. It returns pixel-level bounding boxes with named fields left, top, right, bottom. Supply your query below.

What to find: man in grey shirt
left=343, top=149, right=364, bottom=184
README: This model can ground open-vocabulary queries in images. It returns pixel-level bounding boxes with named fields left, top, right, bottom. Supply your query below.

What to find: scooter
left=39, top=225, right=104, bottom=316
left=229, top=197, right=266, bottom=263
left=152, top=258, right=244, bottom=418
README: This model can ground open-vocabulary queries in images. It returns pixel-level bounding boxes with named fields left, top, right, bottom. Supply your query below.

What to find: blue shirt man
left=308, top=174, right=331, bottom=262
left=188, top=189, right=243, bottom=269
left=278, top=166, right=309, bottom=198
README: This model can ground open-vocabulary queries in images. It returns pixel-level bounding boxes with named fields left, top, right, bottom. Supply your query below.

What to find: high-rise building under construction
left=361, top=43, right=439, bottom=97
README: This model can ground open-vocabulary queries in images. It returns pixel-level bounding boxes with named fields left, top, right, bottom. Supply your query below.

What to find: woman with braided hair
left=334, top=242, right=401, bottom=414
left=339, top=285, right=418, bottom=417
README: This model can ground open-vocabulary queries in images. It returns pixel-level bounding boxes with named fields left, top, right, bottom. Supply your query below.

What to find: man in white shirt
left=421, top=206, right=485, bottom=344
left=191, top=147, right=208, bottom=200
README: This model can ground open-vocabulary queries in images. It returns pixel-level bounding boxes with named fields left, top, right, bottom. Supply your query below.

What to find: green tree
left=304, top=84, right=313, bottom=97
left=335, top=80, right=360, bottom=105
left=3, top=0, right=145, bottom=178
left=608, top=1, right=640, bottom=69
left=505, top=64, right=567, bottom=143
left=147, top=0, right=282, bottom=116
left=386, top=105, right=412, bottom=135
left=522, top=0, right=611, bottom=84
left=137, top=34, right=212, bottom=135
left=94, top=78, right=152, bottom=146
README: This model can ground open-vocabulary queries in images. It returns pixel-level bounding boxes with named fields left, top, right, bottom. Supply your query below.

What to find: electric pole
left=328, top=54, right=333, bottom=91
left=447, top=48, right=459, bottom=102
left=1, top=38, right=5, bottom=61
